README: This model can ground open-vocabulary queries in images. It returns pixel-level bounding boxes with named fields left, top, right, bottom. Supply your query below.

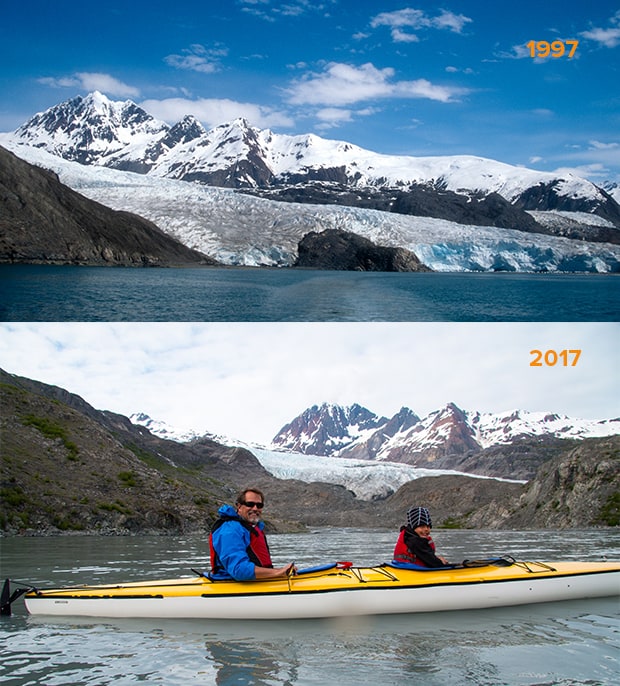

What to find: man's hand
left=254, top=562, right=297, bottom=579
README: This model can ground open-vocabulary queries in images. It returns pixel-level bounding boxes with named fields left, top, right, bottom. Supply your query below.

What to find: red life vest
left=249, top=526, right=272, bottom=567
left=393, top=527, right=436, bottom=567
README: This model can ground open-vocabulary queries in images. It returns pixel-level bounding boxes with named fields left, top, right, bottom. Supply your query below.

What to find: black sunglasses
left=241, top=500, right=264, bottom=509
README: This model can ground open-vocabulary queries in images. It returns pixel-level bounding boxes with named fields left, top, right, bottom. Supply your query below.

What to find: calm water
left=1, top=529, right=619, bottom=685
left=1, top=265, right=618, bottom=321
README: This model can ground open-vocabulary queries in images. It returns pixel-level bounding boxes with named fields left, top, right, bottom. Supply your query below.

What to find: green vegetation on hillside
left=22, top=413, right=79, bottom=460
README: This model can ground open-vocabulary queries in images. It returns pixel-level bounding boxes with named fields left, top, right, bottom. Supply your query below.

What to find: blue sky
left=1, top=0, right=619, bottom=184
left=0, top=323, right=618, bottom=443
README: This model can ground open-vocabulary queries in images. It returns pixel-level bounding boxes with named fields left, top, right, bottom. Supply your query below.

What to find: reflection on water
left=7, top=601, right=618, bottom=686
left=1, top=530, right=619, bottom=685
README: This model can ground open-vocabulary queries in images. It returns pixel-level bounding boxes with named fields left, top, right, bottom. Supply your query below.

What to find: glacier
left=129, top=412, right=525, bottom=501
left=2, top=138, right=619, bottom=272
left=250, top=448, right=523, bottom=501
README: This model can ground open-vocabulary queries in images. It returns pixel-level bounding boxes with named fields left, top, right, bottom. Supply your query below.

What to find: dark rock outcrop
left=293, top=228, right=431, bottom=272
left=0, top=145, right=218, bottom=266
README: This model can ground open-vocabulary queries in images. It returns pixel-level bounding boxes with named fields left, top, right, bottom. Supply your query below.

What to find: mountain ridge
left=270, top=402, right=619, bottom=477
left=2, top=143, right=619, bottom=272
left=4, top=92, right=620, bottom=272
left=132, top=401, right=619, bottom=481
left=9, top=91, right=620, bottom=231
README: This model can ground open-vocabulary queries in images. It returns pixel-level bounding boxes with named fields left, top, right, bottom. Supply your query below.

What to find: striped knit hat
left=407, top=506, right=432, bottom=529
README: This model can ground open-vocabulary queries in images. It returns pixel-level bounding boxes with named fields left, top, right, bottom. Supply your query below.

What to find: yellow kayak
left=6, top=558, right=618, bottom=619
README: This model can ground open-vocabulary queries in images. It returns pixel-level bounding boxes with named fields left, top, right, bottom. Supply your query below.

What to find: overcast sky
left=1, top=322, right=617, bottom=444
left=2, top=1, right=619, bottom=184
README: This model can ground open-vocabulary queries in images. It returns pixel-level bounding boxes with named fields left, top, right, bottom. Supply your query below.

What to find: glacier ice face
left=2, top=138, right=619, bottom=272
left=250, top=448, right=513, bottom=501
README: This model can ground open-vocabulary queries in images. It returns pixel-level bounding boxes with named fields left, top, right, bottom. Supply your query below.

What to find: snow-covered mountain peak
left=10, top=91, right=615, bottom=216
left=81, top=90, right=111, bottom=113
left=129, top=412, right=201, bottom=443
left=271, top=401, right=620, bottom=462
left=14, top=91, right=168, bottom=165
left=168, top=115, right=206, bottom=139
left=215, top=116, right=253, bottom=132
left=129, top=403, right=617, bottom=497
left=271, top=402, right=388, bottom=455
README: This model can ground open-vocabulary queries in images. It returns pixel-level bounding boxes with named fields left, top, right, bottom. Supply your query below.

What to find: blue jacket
left=210, top=504, right=267, bottom=581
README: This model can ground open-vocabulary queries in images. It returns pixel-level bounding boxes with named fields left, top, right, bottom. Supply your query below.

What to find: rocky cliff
left=0, top=368, right=266, bottom=535
left=467, top=437, right=620, bottom=529
left=0, top=146, right=218, bottom=266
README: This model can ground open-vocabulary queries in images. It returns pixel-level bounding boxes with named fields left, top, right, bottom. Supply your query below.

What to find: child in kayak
left=393, top=506, right=450, bottom=568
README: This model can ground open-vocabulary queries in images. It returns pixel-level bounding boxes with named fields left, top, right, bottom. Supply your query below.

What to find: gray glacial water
left=1, top=529, right=619, bottom=685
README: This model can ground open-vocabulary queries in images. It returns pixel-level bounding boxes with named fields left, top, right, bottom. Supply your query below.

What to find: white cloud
left=314, top=107, right=377, bottom=126
left=432, top=9, right=472, bottom=33
left=164, top=44, right=228, bottom=73
left=500, top=44, right=533, bottom=60
left=581, top=27, right=620, bottom=47
left=549, top=138, right=620, bottom=182
left=38, top=72, right=140, bottom=98
left=287, top=63, right=394, bottom=106
left=139, top=97, right=293, bottom=128
left=552, top=163, right=610, bottom=182
left=313, top=106, right=378, bottom=131
left=391, top=27, right=421, bottom=44
left=393, top=78, right=463, bottom=102
left=286, top=62, right=468, bottom=106
left=589, top=140, right=619, bottom=151
left=240, top=0, right=334, bottom=21
left=445, top=66, right=474, bottom=75
left=316, top=107, right=353, bottom=123
left=370, top=8, right=472, bottom=43
left=581, top=11, right=620, bottom=48
left=1, top=323, right=618, bottom=445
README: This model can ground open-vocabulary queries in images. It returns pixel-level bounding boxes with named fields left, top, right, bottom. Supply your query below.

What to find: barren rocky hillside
left=1, top=369, right=617, bottom=535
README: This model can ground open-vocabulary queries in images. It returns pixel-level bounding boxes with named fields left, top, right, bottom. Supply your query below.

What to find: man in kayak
left=393, top=506, right=450, bottom=568
left=209, top=487, right=296, bottom=581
